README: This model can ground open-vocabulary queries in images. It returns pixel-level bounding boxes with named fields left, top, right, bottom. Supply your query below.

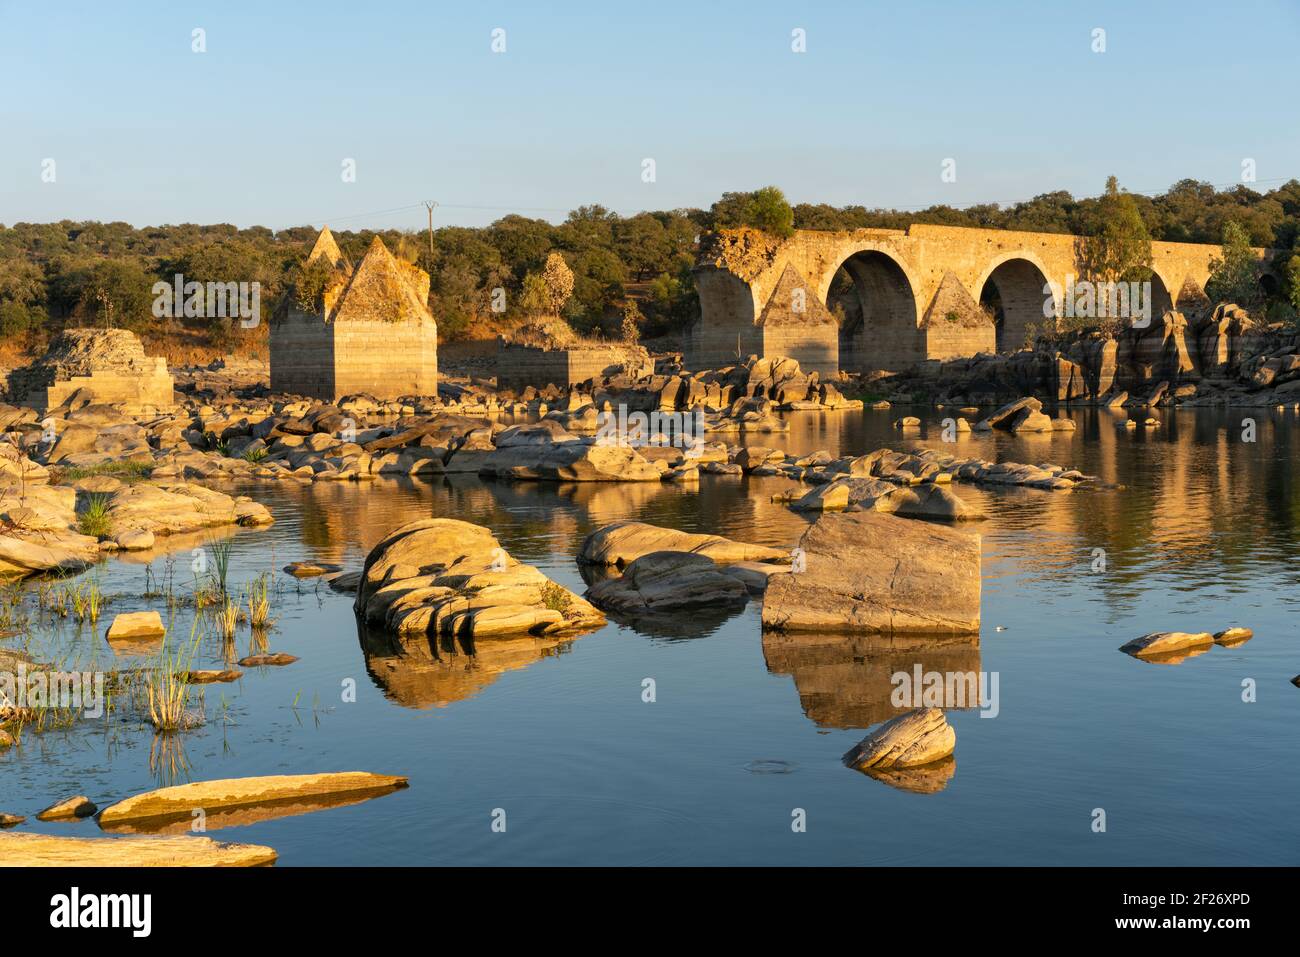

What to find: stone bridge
left=687, top=224, right=1274, bottom=375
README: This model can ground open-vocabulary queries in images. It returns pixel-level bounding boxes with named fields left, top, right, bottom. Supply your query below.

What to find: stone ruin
left=7, top=328, right=174, bottom=413
left=270, top=227, right=438, bottom=401
left=495, top=316, right=652, bottom=393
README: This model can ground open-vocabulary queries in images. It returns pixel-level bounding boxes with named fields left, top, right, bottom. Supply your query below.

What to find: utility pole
left=423, top=200, right=438, bottom=270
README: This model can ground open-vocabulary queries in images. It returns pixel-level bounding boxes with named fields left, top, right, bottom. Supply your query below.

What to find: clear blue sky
left=2, top=0, right=1296, bottom=231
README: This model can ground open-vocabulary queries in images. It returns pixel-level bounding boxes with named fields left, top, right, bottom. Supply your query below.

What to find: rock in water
left=1212, top=627, right=1253, bottom=646
left=355, top=519, right=605, bottom=638
left=584, top=551, right=750, bottom=614
left=842, top=708, right=956, bottom=769
left=237, top=653, right=297, bottom=667
left=762, top=512, right=981, bottom=635
left=974, top=396, right=1043, bottom=431
left=105, top=611, right=166, bottom=641
left=35, top=795, right=98, bottom=821
left=1119, top=631, right=1214, bottom=658
left=96, top=772, right=408, bottom=827
left=579, top=520, right=789, bottom=567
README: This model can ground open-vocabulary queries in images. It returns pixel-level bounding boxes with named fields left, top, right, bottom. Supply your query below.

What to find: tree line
left=1, top=177, right=1297, bottom=351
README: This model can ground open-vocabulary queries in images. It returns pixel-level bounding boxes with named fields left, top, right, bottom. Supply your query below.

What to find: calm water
left=3, top=406, right=1298, bottom=865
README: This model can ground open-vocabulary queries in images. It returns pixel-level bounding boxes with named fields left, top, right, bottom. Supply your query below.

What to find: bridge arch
left=820, top=243, right=921, bottom=372
left=1149, top=270, right=1175, bottom=320
left=976, top=253, right=1055, bottom=352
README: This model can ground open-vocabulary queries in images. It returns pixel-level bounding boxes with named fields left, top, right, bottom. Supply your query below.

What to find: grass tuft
left=77, top=494, right=113, bottom=539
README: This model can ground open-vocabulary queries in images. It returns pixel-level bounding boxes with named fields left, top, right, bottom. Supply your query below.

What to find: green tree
left=1077, top=176, right=1154, bottom=285
left=1206, top=220, right=1263, bottom=309
left=77, top=259, right=153, bottom=330
left=614, top=214, right=671, bottom=279
left=711, top=186, right=795, bottom=238
left=517, top=271, right=550, bottom=316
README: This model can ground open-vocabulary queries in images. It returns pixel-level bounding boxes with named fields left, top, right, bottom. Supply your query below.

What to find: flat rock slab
left=97, top=772, right=408, bottom=828
left=762, top=511, right=981, bottom=635
left=182, top=669, right=243, bottom=684
left=284, top=561, right=343, bottom=578
left=842, top=708, right=956, bottom=770
left=1119, top=631, right=1214, bottom=658
left=237, top=653, right=297, bottom=667
left=0, top=831, right=276, bottom=866
left=579, top=520, right=789, bottom=567
left=105, top=610, right=165, bottom=641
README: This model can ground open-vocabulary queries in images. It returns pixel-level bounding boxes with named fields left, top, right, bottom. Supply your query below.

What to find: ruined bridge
left=687, top=224, right=1273, bottom=375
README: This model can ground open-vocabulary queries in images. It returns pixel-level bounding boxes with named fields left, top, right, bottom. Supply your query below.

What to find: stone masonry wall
left=332, top=318, right=438, bottom=400
left=497, top=342, right=651, bottom=392
left=762, top=325, right=838, bottom=376
left=270, top=310, right=335, bottom=398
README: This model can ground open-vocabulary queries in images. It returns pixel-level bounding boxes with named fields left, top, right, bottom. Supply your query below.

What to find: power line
left=284, top=176, right=1300, bottom=233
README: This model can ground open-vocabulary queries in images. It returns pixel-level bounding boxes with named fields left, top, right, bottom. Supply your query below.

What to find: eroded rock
left=356, top=519, right=605, bottom=638
left=842, top=708, right=956, bottom=769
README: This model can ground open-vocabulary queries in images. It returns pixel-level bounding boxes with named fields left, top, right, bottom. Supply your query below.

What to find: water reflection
left=761, top=632, right=982, bottom=729
left=856, top=755, right=957, bottom=795
left=357, top=620, right=581, bottom=710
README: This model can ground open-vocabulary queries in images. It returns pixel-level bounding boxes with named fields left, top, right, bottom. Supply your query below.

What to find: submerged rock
left=762, top=512, right=981, bottom=635
left=1119, top=631, right=1214, bottom=659
left=578, top=520, right=789, bottom=567
left=181, top=669, right=243, bottom=684
left=237, top=653, right=297, bottom=667
left=284, top=561, right=342, bottom=578
left=842, top=708, right=956, bottom=769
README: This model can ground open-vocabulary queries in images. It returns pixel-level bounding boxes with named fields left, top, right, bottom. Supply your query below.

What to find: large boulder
left=584, top=551, right=750, bottom=614
left=355, top=519, right=605, bottom=638
left=579, top=520, right=790, bottom=567
left=973, top=396, right=1050, bottom=432
left=762, top=511, right=981, bottom=635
